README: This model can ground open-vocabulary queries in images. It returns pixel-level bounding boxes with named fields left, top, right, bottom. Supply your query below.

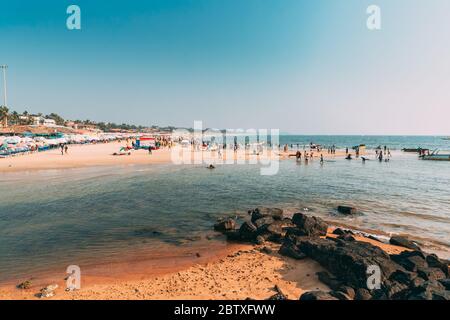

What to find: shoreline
left=0, top=224, right=420, bottom=300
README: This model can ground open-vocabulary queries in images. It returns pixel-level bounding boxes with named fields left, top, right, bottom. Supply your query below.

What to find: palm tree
left=0, top=106, right=9, bottom=127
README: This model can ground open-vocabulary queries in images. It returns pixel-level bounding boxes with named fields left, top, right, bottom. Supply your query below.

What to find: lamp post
left=0, top=65, right=7, bottom=107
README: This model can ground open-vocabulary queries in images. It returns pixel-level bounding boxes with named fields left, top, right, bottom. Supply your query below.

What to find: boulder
left=416, top=267, right=446, bottom=282
left=297, top=237, right=401, bottom=289
left=39, top=284, right=58, bottom=299
left=337, top=234, right=356, bottom=242
left=250, top=208, right=283, bottom=222
left=337, top=206, right=357, bottom=215
left=337, top=286, right=355, bottom=300
left=238, top=221, right=257, bottom=241
left=253, top=216, right=274, bottom=230
left=299, top=291, right=339, bottom=300
left=214, top=218, right=236, bottom=232
left=426, top=254, right=449, bottom=277
left=225, top=230, right=241, bottom=241
left=407, top=280, right=448, bottom=300
left=291, top=213, right=328, bottom=237
left=389, top=236, right=420, bottom=250
left=278, top=240, right=307, bottom=260
left=390, top=250, right=427, bottom=272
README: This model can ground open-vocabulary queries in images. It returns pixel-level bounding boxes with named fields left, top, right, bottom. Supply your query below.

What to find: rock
left=332, top=228, right=353, bottom=236
left=250, top=208, right=283, bottom=222
left=214, top=218, right=236, bottom=232
left=337, top=286, right=355, bottom=299
left=255, top=235, right=265, bottom=245
left=382, top=280, right=410, bottom=299
left=367, top=235, right=383, bottom=242
left=390, top=250, right=427, bottom=272
left=268, top=285, right=288, bottom=300
left=39, top=284, right=58, bottom=298
left=265, top=222, right=284, bottom=243
left=238, top=221, right=257, bottom=241
left=291, top=213, right=328, bottom=237
left=416, top=267, right=446, bottom=282
left=389, top=236, right=420, bottom=250
left=224, top=230, right=241, bottom=241
left=299, top=291, right=339, bottom=300
left=407, top=280, right=447, bottom=300
left=355, top=288, right=372, bottom=300
left=438, top=279, right=450, bottom=290
left=389, top=269, right=418, bottom=286
left=316, top=271, right=342, bottom=291
left=17, top=280, right=32, bottom=290
left=337, top=206, right=357, bottom=215
left=253, top=216, right=274, bottom=230
left=337, top=234, right=355, bottom=242
left=330, top=290, right=352, bottom=300
left=297, top=237, right=401, bottom=289
left=426, top=254, right=449, bottom=277
left=278, top=240, right=307, bottom=260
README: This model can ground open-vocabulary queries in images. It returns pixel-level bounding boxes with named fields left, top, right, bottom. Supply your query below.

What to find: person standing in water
left=320, top=154, right=324, bottom=164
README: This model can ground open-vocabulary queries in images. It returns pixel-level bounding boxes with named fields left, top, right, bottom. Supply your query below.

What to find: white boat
left=420, top=149, right=450, bottom=161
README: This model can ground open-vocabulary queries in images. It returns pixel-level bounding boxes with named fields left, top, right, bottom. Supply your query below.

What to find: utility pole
left=0, top=65, right=7, bottom=107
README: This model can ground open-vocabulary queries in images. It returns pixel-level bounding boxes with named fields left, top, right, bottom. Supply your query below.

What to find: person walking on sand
left=60, top=144, right=64, bottom=156
left=64, top=144, right=68, bottom=155
left=148, top=146, right=152, bottom=155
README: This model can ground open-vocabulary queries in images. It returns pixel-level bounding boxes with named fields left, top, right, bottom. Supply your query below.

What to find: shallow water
left=0, top=136, right=450, bottom=282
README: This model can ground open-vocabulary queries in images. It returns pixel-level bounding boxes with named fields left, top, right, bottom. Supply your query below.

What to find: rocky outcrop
left=291, top=213, right=328, bottom=237
left=389, top=235, right=421, bottom=250
left=213, top=209, right=450, bottom=300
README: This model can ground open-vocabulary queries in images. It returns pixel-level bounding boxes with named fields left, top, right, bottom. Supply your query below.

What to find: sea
left=0, top=135, right=449, bottom=283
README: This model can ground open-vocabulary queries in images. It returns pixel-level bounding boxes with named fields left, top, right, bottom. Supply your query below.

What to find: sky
left=1, top=0, right=450, bottom=135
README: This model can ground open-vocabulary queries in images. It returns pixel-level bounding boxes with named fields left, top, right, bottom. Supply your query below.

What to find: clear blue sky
left=1, top=0, right=449, bottom=134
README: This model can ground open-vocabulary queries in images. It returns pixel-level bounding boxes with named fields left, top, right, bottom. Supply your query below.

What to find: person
left=295, top=151, right=301, bottom=161
left=60, top=144, right=64, bottom=156
left=387, top=149, right=391, bottom=158
left=320, top=154, right=324, bottom=164
left=148, top=146, right=152, bottom=155
left=346, top=154, right=352, bottom=160
left=64, top=144, right=68, bottom=154
left=207, top=164, right=215, bottom=169
left=346, top=147, right=349, bottom=154
left=378, top=151, right=383, bottom=162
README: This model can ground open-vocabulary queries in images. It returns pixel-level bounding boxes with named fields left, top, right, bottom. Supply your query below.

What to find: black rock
left=255, top=235, right=265, bottom=245
left=382, top=280, right=410, bottom=299
left=332, top=228, right=353, bottom=235
left=408, top=280, right=447, bottom=300
left=297, top=237, right=401, bottom=289
left=337, top=234, right=356, bottom=242
left=416, top=267, right=446, bottom=282
left=291, top=213, right=328, bottom=237
left=224, top=230, right=241, bottom=241
left=250, top=208, right=283, bottom=223
left=389, top=236, right=420, bottom=250
left=337, top=206, right=357, bottom=215
left=214, top=218, right=236, bottom=232
left=267, top=293, right=287, bottom=300
left=253, top=216, right=274, bottom=230
left=390, top=251, right=427, bottom=272
left=238, top=221, right=257, bottom=241
left=299, top=291, right=339, bottom=300
left=278, top=240, right=307, bottom=260
left=426, top=254, right=449, bottom=277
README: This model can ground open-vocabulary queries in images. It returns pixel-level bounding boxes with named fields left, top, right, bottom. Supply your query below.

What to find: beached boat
left=420, top=149, right=450, bottom=161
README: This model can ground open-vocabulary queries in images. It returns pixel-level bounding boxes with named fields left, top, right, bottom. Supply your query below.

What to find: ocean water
left=0, top=136, right=449, bottom=282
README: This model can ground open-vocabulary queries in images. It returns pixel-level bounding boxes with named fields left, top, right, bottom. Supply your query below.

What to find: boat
left=420, top=149, right=450, bottom=161
left=402, top=147, right=429, bottom=153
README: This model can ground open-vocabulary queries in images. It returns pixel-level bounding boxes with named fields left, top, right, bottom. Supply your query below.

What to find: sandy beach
left=0, top=141, right=351, bottom=173
left=0, top=227, right=412, bottom=300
